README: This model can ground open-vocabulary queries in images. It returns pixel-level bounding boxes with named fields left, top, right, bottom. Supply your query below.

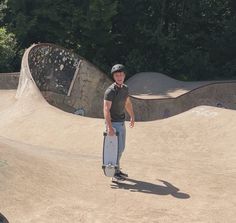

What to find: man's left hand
left=129, top=118, right=135, bottom=128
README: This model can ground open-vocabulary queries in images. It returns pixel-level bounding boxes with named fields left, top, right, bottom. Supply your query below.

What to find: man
left=103, top=64, right=135, bottom=180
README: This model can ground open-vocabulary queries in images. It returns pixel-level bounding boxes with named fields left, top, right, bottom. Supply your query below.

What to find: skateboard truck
left=102, top=163, right=118, bottom=177
left=103, top=132, right=119, bottom=136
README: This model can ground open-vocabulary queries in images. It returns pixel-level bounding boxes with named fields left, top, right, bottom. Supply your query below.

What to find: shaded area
left=0, top=213, right=9, bottom=223
left=111, top=178, right=190, bottom=199
left=23, top=43, right=112, bottom=118
left=28, top=44, right=80, bottom=95
left=0, top=72, right=19, bottom=89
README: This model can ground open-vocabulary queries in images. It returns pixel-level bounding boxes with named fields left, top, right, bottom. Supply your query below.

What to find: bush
left=0, top=27, right=17, bottom=72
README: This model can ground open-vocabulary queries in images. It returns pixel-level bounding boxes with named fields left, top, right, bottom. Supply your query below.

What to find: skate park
left=0, top=43, right=235, bottom=222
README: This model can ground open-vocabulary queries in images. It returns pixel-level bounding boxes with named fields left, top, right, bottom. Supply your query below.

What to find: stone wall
left=0, top=72, right=19, bottom=89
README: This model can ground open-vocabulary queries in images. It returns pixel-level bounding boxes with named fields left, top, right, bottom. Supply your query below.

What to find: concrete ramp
left=2, top=45, right=236, bottom=122
left=127, top=72, right=236, bottom=121
left=126, top=72, right=225, bottom=99
left=0, top=104, right=236, bottom=222
left=0, top=44, right=236, bottom=223
left=17, top=43, right=112, bottom=117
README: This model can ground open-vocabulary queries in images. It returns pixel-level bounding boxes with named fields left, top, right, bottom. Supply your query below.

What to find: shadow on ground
left=111, top=178, right=190, bottom=199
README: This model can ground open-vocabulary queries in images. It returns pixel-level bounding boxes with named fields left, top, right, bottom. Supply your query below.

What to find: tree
left=0, top=27, right=17, bottom=72
left=2, top=0, right=118, bottom=72
left=0, top=0, right=7, bottom=22
left=1, top=0, right=235, bottom=80
left=73, top=0, right=118, bottom=72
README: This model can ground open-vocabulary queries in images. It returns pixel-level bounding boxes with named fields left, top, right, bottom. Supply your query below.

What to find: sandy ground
left=0, top=87, right=236, bottom=222
left=0, top=90, right=16, bottom=111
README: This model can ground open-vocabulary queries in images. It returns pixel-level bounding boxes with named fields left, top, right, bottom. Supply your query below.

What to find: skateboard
left=102, top=128, right=119, bottom=177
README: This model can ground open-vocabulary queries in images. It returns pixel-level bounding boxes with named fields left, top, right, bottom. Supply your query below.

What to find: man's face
left=113, top=71, right=125, bottom=86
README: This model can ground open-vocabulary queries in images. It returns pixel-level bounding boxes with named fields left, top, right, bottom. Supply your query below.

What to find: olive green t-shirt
left=104, top=83, right=129, bottom=122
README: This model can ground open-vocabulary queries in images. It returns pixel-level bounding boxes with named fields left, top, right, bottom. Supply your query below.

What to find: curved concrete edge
left=16, top=44, right=46, bottom=103
left=17, top=43, right=112, bottom=118
left=130, top=82, right=236, bottom=121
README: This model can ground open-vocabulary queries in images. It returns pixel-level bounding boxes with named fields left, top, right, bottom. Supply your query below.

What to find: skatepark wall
left=0, top=72, right=19, bottom=89
left=130, top=82, right=236, bottom=121
left=68, top=59, right=112, bottom=117
left=19, top=43, right=112, bottom=118
left=14, top=43, right=236, bottom=122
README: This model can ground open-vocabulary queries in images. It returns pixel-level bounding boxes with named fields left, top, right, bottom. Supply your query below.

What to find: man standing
left=103, top=64, right=135, bottom=180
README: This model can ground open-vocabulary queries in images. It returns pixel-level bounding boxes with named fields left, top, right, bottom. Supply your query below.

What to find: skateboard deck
left=102, top=128, right=119, bottom=177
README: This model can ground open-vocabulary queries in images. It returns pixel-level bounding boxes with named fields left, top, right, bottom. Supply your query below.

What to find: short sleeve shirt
left=104, top=83, right=129, bottom=122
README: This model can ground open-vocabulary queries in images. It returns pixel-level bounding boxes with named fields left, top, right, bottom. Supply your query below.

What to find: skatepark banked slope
left=127, top=72, right=236, bottom=121
left=18, top=43, right=112, bottom=117
left=0, top=45, right=236, bottom=222
left=22, top=56, right=236, bottom=121
left=1, top=43, right=236, bottom=121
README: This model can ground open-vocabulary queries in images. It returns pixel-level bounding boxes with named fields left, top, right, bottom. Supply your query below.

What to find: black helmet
left=111, top=64, right=125, bottom=75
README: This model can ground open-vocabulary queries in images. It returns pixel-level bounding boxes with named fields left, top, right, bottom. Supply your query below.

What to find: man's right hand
left=107, top=127, right=115, bottom=136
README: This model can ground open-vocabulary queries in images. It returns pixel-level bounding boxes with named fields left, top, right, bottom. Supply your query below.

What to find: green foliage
left=0, top=27, right=17, bottom=72
left=3, top=0, right=76, bottom=47
left=0, top=0, right=235, bottom=80
left=0, top=0, right=7, bottom=22
left=119, top=0, right=236, bottom=80
left=74, top=0, right=118, bottom=72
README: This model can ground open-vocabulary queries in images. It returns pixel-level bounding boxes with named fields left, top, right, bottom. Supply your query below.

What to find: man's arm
left=103, top=100, right=115, bottom=135
left=125, top=96, right=135, bottom=128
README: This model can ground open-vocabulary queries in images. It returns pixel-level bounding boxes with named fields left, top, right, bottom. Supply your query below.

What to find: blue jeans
left=106, top=122, right=126, bottom=170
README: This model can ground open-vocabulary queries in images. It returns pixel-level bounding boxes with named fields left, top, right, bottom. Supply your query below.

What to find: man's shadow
left=111, top=178, right=190, bottom=199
